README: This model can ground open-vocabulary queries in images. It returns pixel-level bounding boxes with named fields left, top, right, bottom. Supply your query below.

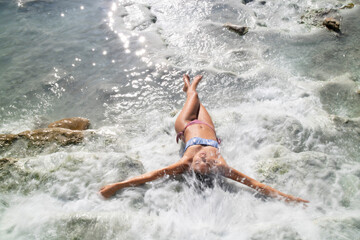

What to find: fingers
left=288, top=197, right=310, bottom=205
left=298, top=198, right=310, bottom=203
left=99, top=185, right=113, bottom=198
left=100, top=188, right=112, bottom=199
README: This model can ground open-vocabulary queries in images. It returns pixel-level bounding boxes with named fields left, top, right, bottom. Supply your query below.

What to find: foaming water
left=1, top=0, right=360, bottom=239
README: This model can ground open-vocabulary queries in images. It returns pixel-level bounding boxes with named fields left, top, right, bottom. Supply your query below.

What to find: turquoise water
left=1, top=0, right=360, bottom=239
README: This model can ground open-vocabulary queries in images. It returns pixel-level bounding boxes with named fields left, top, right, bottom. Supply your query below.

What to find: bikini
left=176, top=120, right=221, bottom=151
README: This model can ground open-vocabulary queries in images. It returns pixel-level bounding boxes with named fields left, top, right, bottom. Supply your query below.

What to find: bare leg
left=198, top=103, right=215, bottom=129
left=175, top=75, right=203, bottom=133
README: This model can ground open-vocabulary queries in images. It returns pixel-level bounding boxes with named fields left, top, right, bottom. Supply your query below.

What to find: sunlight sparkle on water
left=135, top=49, right=146, bottom=56
left=139, top=36, right=146, bottom=43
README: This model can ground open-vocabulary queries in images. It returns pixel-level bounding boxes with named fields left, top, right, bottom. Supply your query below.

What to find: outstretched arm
left=100, top=157, right=191, bottom=198
left=224, top=167, right=309, bottom=203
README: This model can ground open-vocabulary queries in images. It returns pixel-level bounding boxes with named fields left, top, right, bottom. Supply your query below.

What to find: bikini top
left=184, top=137, right=219, bottom=152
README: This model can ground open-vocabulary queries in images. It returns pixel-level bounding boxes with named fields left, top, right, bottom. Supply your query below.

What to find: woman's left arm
left=223, top=166, right=309, bottom=203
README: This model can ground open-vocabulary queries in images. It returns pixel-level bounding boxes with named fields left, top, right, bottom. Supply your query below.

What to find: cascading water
left=1, top=0, right=360, bottom=239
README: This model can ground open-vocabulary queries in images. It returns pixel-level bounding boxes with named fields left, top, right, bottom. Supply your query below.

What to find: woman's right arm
left=100, top=157, right=191, bottom=198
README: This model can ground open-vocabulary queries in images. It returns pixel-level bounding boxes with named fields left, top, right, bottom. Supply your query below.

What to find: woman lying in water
left=100, top=75, right=309, bottom=203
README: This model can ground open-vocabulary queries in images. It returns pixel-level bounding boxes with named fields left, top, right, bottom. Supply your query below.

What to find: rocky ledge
left=0, top=117, right=90, bottom=149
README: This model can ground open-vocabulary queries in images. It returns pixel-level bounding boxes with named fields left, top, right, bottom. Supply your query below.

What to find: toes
left=183, top=74, right=190, bottom=92
left=183, top=74, right=190, bottom=84
left=194, top=75, right=203, bottom=81
left=192, top=75, right=203, bottom=89
left=183, top=74, right=190, bottom=81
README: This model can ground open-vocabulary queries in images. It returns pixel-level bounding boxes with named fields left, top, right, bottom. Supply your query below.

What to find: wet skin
left=185, top=145, right=226, bottom=175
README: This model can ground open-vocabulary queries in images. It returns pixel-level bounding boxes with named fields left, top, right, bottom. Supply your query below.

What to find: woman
left=100, top=75, right=309, bottom=203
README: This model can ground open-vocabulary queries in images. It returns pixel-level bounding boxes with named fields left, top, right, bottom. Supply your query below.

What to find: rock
left=319, top=77, right=360, bottom=117
left=340, top=3, right=355, bottom=9
left=300, top=8, right=340, bottom=29
left=1, top=118, right=90, bottom=151
left=224, top=23, right=249, bottom=35
left=0, top=134, right=18, bottom=148
left=0, top=158, right=19, bottom=191
left=18, top=128, right=84, bottom=146
left=256, top=22, right=267, bottom=27
left=48, top=117, right=90, bottom=130
left=0, top=157, right=50, bottom=194
left=0, top=157, right=17, bottom=167
left=332, top=115, right=360, bottom=129
left=323, top=17, right=341, bottom=32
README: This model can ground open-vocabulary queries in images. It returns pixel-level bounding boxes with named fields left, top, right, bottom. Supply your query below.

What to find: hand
left=285, top=195, right=309, bottom=204
left=100, top=183, right=120, bottom=199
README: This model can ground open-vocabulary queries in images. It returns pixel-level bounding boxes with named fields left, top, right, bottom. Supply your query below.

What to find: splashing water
left=1, top=0, right=360, bottom=239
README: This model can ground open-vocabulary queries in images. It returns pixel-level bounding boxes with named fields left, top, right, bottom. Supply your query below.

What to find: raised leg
left=198, top=103, right=215, bottom=130
left=175, top=75, right=202, bottom=133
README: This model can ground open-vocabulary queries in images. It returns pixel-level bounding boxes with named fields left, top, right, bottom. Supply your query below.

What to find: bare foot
left=183, top=74, right=190, bottom=92
left=191, top=75, right=203, bottom=90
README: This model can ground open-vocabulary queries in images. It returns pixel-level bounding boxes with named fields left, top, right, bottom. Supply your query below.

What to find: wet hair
left=194, top=172, right=215, bottom=189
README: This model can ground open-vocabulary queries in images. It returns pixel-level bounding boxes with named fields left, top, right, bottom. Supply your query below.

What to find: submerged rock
left=0, top=158, right=18, bottom=192
left=48, top=117, right=90, bottom=131
left=224, top=23, right=249, bottom=35
left=0, top=157, right=17, bottom=169
left=0, top=157, right=50, bottom=194
left=332, top=115, right=360, bottom=134
left=319, top=77, right=360, bottom=118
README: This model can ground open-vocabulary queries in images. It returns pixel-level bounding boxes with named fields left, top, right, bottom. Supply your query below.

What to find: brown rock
left=18, top=128, right=84, bottom=146
left=340, top=3, right=354, bottom=9
left=300, top=8, right=340, bottom=28
left=48, top=117, right=90, bottom=130
left=323, top=17, right=340, bottom=32
left=224, top=23, right=249, bottom=35
left=0, top=134, right=19, bottom=148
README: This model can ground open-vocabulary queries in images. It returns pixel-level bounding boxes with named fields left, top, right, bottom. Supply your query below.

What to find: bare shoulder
left=180, top=154, right=194, bottom=166
left=215, top=154, right=228, bottom=166
left=213, top=155, right=230, bottom=174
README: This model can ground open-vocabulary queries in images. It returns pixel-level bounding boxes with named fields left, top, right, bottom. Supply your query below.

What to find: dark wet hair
left=191, top=172, right=216, bottom=190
